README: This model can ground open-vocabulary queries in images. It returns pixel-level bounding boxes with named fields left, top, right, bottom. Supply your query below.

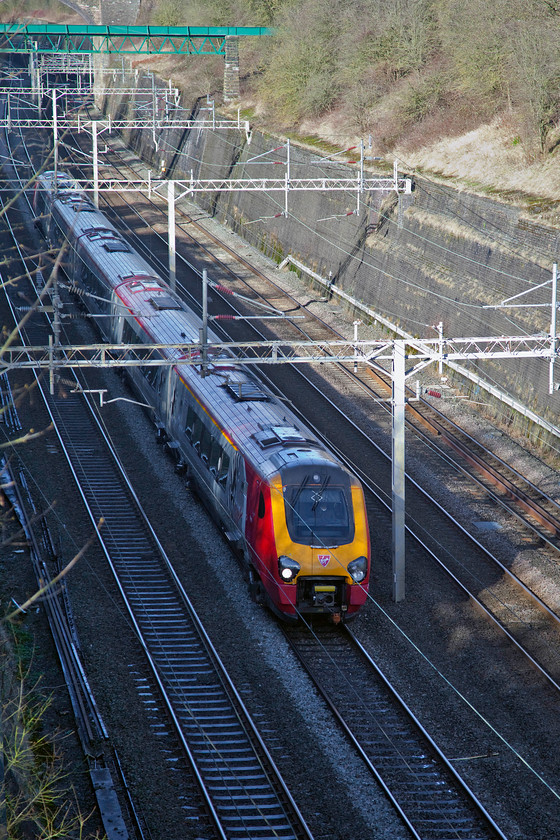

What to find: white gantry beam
left=0, top=334, right=556, bottom=371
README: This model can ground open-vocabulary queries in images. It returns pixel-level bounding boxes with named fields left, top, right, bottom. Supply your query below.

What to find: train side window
left=122, top=320, right=136, bottom=344
left=170, top=381, right=183, bottom=417
left=217, top=451, right=230, bottom=488
left=209, top=440, right=221, bottom=476
left=192, top=415, right=203, bottom=451
left=142, top=364, right=160, bottom=388
left=185, top=406, right=195, bottom=440
left=258, top=491, right=266, bottom=519
left=200, top=426, right=212, bottom=464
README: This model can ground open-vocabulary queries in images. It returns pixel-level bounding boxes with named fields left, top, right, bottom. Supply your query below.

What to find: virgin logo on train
left=318, top=554, right=331, bottom=567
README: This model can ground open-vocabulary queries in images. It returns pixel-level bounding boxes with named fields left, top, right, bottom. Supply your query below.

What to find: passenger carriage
left=33, top=170, right=371, bottom=621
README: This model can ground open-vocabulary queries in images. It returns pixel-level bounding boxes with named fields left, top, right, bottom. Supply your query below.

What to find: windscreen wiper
left=312, top=475, right=331, bottom=511
left=291, top=474, right=309, bottom=510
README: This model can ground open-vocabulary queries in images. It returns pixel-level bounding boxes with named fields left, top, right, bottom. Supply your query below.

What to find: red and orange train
left=34, top=171, right=371, bottom=621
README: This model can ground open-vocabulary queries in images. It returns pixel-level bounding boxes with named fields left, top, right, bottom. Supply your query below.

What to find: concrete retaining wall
left=101, top=73, right=560, bottom=445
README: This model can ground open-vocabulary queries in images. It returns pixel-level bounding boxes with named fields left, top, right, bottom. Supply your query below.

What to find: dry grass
left=395, top=117, right=560, bottom=199
left=283, top=106, right=560, bottom=225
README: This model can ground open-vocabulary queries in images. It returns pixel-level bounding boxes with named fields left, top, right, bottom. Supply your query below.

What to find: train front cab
left=251, top=461, right=370, bottom=622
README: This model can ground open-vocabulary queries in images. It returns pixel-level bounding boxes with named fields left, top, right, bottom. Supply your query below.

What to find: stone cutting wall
left=101, top=75, right=560, bottom=444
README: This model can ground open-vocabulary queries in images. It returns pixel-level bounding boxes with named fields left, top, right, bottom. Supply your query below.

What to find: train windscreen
left=282, top=465, right=355, bottom=546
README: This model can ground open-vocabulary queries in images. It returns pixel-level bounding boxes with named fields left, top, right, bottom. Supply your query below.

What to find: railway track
left=41, top=97, right=560, bottom=825
left=1, top=457, right=147, bottom=838
left=284, top=622, right=506, bottom=840
left=1, top=92, right=315, bottom=840
left=68, top=125, right=560, bottom=681
left=80, top=120, right=560, bottom=561
left=39, top=394, right=312, bottom=840
left=59, top=108, right=560, bottom=822
left=4, top=69, right=556, bottom=836
left=363, top=366, right=560, bottom=552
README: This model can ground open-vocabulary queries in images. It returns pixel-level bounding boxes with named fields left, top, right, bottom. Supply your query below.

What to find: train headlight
left=278, top=555, right=300, bottom=582
left=347, top=556, right=368, bottom=583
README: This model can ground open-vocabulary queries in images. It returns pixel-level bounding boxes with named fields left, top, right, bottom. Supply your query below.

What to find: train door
left=228, top=451, right=247, bottom=538
left=110, top=310, right=123, bottom=344
left=158, top=365, right=175, bottom=428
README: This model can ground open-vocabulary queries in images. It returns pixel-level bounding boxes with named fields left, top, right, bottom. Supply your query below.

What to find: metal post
left=550, top=263, right=557, bottom=394
left=32, top=43, right=40, bottom=109
left=49, top=333, right=54, bottom=395
left=392, top=340, right=406, bottom=602
left=37, top=51, right=43, bottom=116
left=151, top=72, right=157, bottom=146
left=437, top=321, right=444, bottom=375
left=284, top=138, right=290, bottom=217
left=357, top=139, right=364, bottom=216
left=52, top=88, right=58, bottom=181
left=353, top=319, right=361, bottom=373
left=92, top=121, right=99, bottom=208
left=200, top=269, right=208, bottom=376
left=29, top=48, right=35, bottom=100
left=168, top=179, right=176, bottom=291
left=53, top=274, right=61, bottom=353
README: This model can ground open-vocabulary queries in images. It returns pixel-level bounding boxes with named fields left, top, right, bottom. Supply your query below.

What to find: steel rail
left=295, top=371, right=560, bottom=683
left=71, top=132, right=560, bottom=688
left=78, top=131, right=560, bottom=840
left=387, top=381, right=560, bottom=546
left=24, top=85, right=560, bottom=833
left=90, top=141, right=560, bottom=635
left=283, top=623, right=508, bottom=840
left=1, top=460, right=107, bottom=752
left=0, top=95, right=152, bottom=839
left=0, top=460, right=144, bottom=839
left=55, top=73, right=560, bottom=840
left=32, top=296, right=313, bottom=840
left=4, top=84, right=315, bottom=840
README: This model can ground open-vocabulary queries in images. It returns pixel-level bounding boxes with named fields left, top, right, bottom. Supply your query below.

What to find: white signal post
left=92, top=120, right=99, bottom=208
left=52, top=87, right=58, bottom=181
left=550, top=263, right=557, bottom=394
left=168, top=179, right=176, bottom=290
left=353, top=320, right=361, bottom=373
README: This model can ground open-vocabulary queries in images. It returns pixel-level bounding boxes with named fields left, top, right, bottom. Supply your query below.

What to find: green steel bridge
left=0, top=24, right=273, bottom=55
